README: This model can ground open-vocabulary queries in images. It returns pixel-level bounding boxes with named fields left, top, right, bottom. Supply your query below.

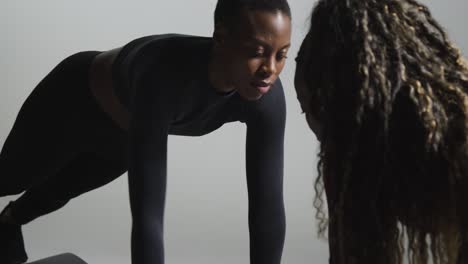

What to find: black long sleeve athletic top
left=114, top=34, right=286, bottom=264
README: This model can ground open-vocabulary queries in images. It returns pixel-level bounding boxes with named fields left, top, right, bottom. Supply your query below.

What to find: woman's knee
left=0, top=183, right=27, bottom=197
left=0, top=160, right=31, bottom=196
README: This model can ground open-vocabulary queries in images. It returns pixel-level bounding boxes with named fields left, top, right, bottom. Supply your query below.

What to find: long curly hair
left=299, top=0, right=468, bottom=263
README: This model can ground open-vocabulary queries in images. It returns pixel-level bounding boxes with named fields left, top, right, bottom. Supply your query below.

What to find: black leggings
left=0, top=51, right=128, bottom=225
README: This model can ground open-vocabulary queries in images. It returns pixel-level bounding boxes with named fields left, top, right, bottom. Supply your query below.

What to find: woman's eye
left=253, top=49, right=264, bottom=57
left=277, top=53, right=288, bottom=60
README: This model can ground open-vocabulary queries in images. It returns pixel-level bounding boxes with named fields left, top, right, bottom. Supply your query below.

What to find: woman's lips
left=251, top=80, right=272, bottom=94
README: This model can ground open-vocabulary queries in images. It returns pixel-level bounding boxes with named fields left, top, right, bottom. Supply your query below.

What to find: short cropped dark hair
left=214, top=0, right=291, bottom=32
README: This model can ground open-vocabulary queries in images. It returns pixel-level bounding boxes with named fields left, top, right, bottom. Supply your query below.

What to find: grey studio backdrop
left=0, top=1, right=467, bottom=263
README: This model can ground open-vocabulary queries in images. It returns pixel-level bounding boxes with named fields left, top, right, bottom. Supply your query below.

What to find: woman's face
left=294, top=36, right=323, bottom=141
left=218, top=10, right=291, bottom=101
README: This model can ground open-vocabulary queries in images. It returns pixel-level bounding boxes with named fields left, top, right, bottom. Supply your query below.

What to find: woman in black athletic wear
left=0, top=1, right=292, bottom=263
left=295, top=0, right=468, bottom=263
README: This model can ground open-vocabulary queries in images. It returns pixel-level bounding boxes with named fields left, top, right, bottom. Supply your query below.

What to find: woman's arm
left=244, top=79, right=286, bottom=264
left=128, top=70, right=173, bottom=264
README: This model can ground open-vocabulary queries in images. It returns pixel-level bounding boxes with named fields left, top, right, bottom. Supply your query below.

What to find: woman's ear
left=213, top=23, right=228, bottom=47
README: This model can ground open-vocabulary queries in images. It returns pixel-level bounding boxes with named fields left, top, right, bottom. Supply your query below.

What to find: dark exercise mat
left=26, top=253, right=87, bottom=264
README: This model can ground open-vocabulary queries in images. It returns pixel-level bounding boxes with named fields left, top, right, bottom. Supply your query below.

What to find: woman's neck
left=208, top=51, right=236, bottom=94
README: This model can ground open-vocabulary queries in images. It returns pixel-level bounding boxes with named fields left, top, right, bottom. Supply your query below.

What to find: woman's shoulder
left=126, top=34, right=211, bottom=55
left=250, top=78, right=286, bottom=109
left=123, top=34, right=212, bottom=71
left=243, top=78, right=286, bottom=125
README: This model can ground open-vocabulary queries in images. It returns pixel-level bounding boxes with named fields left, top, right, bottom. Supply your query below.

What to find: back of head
left=300, top=0, right=468, bottom=263
left=214, top=0, right=291, bottom=32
